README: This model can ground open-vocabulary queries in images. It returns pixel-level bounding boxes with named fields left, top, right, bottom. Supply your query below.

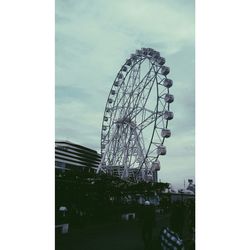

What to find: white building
left=55, top=140, right=101, bottom=173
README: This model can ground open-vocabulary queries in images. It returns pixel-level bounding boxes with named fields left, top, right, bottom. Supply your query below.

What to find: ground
left=56, top=213, right=169, bottom=250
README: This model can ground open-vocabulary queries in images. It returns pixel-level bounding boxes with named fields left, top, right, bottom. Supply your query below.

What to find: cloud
left=55, top=0, right=195, bottom=188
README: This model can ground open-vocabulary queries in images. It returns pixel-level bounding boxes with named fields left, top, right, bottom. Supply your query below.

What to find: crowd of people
left=56, top=171, right=195, bottom=249
left=138, top=198, right=195, bottom=250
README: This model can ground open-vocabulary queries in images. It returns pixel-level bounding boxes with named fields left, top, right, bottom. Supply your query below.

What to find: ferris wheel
left=97, top=48, right=174, bottom=182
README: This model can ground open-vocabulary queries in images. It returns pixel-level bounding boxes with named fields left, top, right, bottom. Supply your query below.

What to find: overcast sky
left=55, top=0, right=195, bottom=189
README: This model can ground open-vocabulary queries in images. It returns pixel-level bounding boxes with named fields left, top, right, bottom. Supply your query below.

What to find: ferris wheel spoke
left=107, top=58, right=145, bottom=134
left=133, top=65, right=158, bottom=103
left=122, top=64, right=155, bottom=117
left=113, top=59, right=145, bottom=111
left=99, top=48, right=174, bottom=181
left=147, top=145, right=158, bottom=156
left=125, top=67, right=154, bottom=112
left=136, top=111, right=157, bottom=130
left=155, top=127, right=163, bottom=142
left=128, top=78, right=157, bottom=122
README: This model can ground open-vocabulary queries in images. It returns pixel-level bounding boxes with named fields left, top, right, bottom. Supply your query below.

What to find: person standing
left=140, top=200, right=155, bottom=250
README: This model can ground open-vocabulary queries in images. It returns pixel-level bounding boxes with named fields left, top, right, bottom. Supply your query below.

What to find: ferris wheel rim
left=99, top=48, right=174, bottom=180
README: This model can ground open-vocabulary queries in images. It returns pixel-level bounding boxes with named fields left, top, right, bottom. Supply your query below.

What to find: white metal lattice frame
left=97, top=48, right=174, bottom=182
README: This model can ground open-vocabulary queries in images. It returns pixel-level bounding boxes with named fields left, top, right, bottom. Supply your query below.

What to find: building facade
left=55, top=140, right=101, bottom=173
